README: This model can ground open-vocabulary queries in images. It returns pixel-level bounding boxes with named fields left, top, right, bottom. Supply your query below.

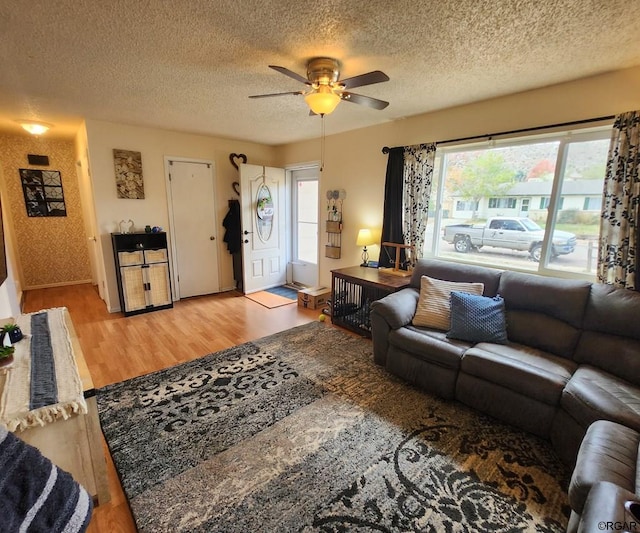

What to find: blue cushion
left=447, top=291, right=508, bottom=344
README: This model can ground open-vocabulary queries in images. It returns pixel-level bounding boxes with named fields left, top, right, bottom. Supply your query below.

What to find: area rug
left=96, top=322, right=570, bottom=532
left=245, top=286, right=297, bottom=308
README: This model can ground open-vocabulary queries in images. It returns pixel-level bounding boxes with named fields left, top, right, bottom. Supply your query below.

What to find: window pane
left=296, top=179, right=318, bottom=265
left=297, top=222, right=317, bottom=263
left=297, top=181, right=318, bottom=223
left=544, top=138, right=609, bottom=276
left=437, top=141, right=560, bottom=271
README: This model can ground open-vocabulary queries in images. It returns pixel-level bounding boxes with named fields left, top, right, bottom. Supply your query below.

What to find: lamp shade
left=304, top=85, right=341, bottom=115
left=356, top=229, right=375, bottom=246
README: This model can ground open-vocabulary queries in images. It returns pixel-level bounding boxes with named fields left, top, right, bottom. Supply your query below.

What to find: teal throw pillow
left=447, top=291, right=508, bottom=344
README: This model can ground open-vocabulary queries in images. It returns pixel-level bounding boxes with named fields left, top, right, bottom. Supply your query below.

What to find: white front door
left=167, top=159, right=220, bottom=298
left=239, top=163, right=286, bottom=294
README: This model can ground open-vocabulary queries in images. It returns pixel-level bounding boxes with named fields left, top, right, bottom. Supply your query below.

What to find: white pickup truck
left=442, top=216, right=577, bottom=261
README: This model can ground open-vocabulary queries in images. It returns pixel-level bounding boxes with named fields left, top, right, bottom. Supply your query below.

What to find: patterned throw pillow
left=447, top=291, right=508, bottom=344
left=412, top=276, right=484, bottom=330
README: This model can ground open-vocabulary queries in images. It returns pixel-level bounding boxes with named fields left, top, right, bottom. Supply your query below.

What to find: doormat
left=245, top=287, right=297, bottom=309
left=265, top=285, right=298, bottom=300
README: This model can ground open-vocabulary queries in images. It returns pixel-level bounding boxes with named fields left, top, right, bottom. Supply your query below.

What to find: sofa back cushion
left=498, top=271, right=591, bottom=358
left=574, top=283, right=640, bottom=385
left=410, top=259, right=502, bottom=296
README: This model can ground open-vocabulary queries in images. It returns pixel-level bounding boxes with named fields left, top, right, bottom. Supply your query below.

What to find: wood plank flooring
left=22, top=283, right=321, bottom=532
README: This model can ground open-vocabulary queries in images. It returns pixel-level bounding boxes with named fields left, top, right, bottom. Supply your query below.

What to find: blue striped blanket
left=0, top=425, right=92, bottom=532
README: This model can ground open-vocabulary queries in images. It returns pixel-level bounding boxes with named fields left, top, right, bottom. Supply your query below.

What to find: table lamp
left=356, top=229, right=375, bottom=266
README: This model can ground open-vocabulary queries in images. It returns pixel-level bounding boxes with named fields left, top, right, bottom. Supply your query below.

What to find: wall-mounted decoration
left=255, top=183, right=273, bottom=242
left=19, top=169, right=67, bottom=217
left=325, top=189, right=346, bottom=258
left=229, top=153, right=247, bottom=170
left=113, top=149, right=145, bottom=199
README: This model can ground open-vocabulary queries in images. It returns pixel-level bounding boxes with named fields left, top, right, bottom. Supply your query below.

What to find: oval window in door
left=256, top=183, right=273, bottom=242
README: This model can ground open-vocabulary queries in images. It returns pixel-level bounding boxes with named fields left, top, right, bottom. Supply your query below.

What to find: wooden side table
left=331, top=266, right=412, bottom=337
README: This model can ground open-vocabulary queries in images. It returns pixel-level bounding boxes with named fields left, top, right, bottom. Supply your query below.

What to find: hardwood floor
left=22, top=283, right=320, bottom=532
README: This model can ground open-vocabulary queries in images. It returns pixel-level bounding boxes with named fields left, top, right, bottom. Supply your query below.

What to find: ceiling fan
left=249, top=57, right=389, bottom=115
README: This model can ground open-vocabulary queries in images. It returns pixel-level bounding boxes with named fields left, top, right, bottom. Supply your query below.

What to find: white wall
left=85, top=120, right=277, bottom=311
left=276, top=65, right=640, bottom=287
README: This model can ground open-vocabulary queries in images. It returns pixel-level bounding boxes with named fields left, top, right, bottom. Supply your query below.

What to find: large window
left=423, top=128, right=611, bottom=278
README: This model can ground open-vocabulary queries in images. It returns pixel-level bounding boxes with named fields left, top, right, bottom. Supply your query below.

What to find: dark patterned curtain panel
left=380, top=147, right=405, bottom=268
left=403, top=143, right=436, bottom=263
left=598, top=110, right=640, bottom=289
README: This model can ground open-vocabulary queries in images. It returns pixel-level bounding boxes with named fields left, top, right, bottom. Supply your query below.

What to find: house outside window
left=455, top=200, right=479, bottom=211
left=422, top=127, right=611, bottom=279
left=583, top=196, right=602, bottom=211
left=540, top=196, right=565, bottom=210
left=488, top=197, right=517, bottom=209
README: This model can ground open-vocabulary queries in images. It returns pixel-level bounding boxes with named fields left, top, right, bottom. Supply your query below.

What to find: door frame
left=164, top=155, right=219, bottom=301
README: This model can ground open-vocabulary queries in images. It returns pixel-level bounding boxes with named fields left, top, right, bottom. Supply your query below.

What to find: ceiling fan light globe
left=304, top=88, right=341, bottom=115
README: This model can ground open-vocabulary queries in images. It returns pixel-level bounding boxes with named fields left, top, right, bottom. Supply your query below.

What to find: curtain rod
left=381, top=114, right=615, bottom=154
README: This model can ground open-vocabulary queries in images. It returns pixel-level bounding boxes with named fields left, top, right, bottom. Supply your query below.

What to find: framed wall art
left=113, top=149, right=145, bottom=199
left=19, top=169, right=67, bottom=217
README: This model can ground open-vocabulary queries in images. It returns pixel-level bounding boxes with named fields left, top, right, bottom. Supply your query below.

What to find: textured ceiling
left=1, top=0, right=639, bottom=145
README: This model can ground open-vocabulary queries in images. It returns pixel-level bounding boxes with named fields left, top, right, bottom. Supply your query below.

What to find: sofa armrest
left=370, top=288, right=419, bottom=366
left=577, top=481, right=640, bottom=533
left=370, top=288, right=419, bottom=330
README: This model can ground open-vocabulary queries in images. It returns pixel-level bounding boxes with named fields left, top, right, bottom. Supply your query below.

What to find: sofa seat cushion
left=388, top=325, right=473, bottom=370
left=460, top=342, right=577, bottom=405
left=568, top=420, right=639, bottom=514
left=561, top=366, right=640, bottom=432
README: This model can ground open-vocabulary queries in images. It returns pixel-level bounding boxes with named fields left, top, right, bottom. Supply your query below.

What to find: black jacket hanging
left=223, top=200, right=242, bottom=254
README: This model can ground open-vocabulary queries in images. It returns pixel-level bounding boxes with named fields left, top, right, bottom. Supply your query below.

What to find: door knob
left=210, top=236, right=215, bottom=241
left=244, top=239, right=249, bottom=244
left=243, top=230, right=253, bottom=235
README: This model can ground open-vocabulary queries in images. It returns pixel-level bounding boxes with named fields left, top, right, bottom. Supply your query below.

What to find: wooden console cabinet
left=331, top=266, right=411, bottom=337
left=112, top=232, right=173, bottom=316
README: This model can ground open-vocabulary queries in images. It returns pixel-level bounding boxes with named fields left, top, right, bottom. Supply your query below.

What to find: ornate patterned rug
left=96, top=322, right=570, bottom=532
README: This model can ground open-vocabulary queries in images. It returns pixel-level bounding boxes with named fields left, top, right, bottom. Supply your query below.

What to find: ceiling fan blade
left=249, top=91, right=304, bottom=99
left=340, top=91, right=389, bottom=110
left=338, top=71, right=389, bottom=89
left=268, top=65, right=310, bottom=85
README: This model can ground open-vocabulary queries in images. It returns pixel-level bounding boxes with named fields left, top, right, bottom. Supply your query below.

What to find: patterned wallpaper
left=0, top=134, right=92, bottom=288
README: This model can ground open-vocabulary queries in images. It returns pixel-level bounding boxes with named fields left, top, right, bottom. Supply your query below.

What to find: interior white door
left=239, top=163, right=286, bottom=294
left=168, top=159, right=220, bottom=298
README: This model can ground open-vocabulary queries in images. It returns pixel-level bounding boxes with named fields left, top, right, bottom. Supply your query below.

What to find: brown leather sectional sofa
left=370, top=258, right=640, bottom=530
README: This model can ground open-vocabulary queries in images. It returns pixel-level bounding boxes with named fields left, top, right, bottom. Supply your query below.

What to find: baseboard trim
left=24, top=279, right=94, bottom=291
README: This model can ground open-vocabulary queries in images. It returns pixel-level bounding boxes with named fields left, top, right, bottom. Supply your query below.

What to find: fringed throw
left=0, top=307, right=87, bottom=432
